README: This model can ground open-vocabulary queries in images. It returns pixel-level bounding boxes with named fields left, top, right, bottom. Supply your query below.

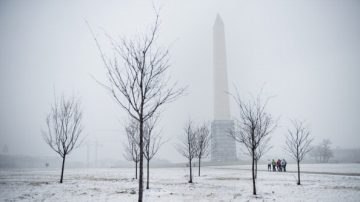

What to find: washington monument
left=211, top=14, right=237, bottom=162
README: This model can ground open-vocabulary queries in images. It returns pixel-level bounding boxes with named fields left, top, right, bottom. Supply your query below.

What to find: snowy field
left=217, top=163, right=360, bottom=174
left=1, top=164, right=360, bottom=201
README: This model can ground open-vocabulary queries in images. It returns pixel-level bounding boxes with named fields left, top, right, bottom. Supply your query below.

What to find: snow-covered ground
left=1, top=164, right=359, bottom=201
left=217, top=163, right=360, bottom=174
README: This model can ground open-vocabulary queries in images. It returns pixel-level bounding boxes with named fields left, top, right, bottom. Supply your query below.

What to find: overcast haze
left=1, top=0, right=359, bottom=164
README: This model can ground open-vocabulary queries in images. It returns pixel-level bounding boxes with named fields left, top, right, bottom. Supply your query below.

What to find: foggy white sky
left=1, top=0, right=359, bottom=163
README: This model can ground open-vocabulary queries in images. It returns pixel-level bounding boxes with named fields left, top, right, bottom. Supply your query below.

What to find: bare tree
left=284, top=119, right=313, bottom=185
left=88, top=10, right=185, bottom=201
left=143, top=115, right=164, bottom=189
left=310, top=139, right=333, bottom=163
left=320, top=139, right=333, bottom=163
left=195, top=123, right=210, bottom=177
left=42, top=95, right=83, bottom=183
left=123, top=119, right=140, bottom=179
left=229, top=91, right=277, bottom=195
left=309, top=145, right=322, bottom=163
left=177, top=120, right=197, bottom=183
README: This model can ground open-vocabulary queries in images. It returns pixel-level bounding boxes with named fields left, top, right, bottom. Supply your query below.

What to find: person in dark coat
left=277, top=159, right=282, bottom=171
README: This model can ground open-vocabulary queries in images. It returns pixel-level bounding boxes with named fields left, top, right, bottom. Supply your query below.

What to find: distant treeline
left=330, top=148, right=360, bottom=163
left=0, top=155, right=82, bottom=169
left=0, top=154, right=173, bottom=169
left=1, top=148, right=359, bottom=169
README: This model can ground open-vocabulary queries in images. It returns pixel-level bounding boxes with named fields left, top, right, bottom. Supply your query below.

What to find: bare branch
left=43, top=95, right=84, bottom=158
left=123, top=119, right=140, bottom=164
left=143, top=114, right=165, bottom=161
left=195, top=123, right=211, bottom=159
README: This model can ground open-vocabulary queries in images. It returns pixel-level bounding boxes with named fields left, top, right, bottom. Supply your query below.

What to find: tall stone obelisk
left=211, top=14, right=237, bottom=162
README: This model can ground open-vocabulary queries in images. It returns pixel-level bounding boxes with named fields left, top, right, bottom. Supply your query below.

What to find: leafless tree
left=143, top=115, right=164, bottom=189
left=310, top=139, right=333, bottom=163
left=42, top=95, right=83, bottom=183
left=88, top=9, right=185, bottom=201
left=320, top=139, right=333, bottom=163
left=229, top=91, right=277, bottom=195
left=123, top=119, right=140, bottom=179
left=309, top=145, right=322, bottom=162
left=177, top=120, right=197, bottom=183
left=284, top=119, right=313, bottom=185
left=195, top=123, right=210, bottom=177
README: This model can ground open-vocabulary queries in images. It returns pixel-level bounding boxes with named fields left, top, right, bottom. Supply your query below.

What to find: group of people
left=267, top=159, right=287, bottom=172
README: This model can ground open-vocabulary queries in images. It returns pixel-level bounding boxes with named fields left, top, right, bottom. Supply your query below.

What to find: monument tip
left=214, top=13, right=224, bottom=27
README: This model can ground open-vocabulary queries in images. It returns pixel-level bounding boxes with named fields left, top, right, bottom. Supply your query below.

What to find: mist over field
left=1, top=1, right=360, bottom=201
left=1, top=0, right=359, bottom=166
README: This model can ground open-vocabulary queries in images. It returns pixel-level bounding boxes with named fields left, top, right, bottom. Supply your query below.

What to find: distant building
left=211, top=14, right=236, bottom=162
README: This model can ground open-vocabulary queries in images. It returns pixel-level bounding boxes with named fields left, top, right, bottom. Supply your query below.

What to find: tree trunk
left=297, top=160, right=301, bottom=185
left=198, top=157, right=201, bottom=177
left=135, top=161, right=138, bottom=179
left=146, top=159, right=150, bottom=189
left=254, top=159, right=258, bottom=180
left=189, top=159, right=193, bottom=183
left=252, top=150, right=256, bottom=195
left=138, top=119, right=144, bottom=202
left=60, top=155, right=66, bottom=183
